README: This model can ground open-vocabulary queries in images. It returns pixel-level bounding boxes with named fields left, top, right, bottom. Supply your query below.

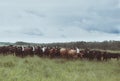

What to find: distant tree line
left=14, top=40, right=120, bottom=50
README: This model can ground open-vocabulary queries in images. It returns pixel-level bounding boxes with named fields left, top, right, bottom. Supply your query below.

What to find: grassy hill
left=0, top=42, right=13, bottom=46
left=0, top=55, right=119, bottom=81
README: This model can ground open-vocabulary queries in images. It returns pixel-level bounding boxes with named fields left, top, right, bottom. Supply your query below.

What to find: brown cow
left=15, top=46, right=23, bottom=57
left=78, top=50, right=84, bottom=59
left=49, top=47, right=56, bottom=58
left=67, top=49, right=77, bottom=59
left=60, top=48, right=68, bottom=58
left=23, top=46, right=33, bottom=57
left=42, top=47, right=50, bottom=57
left=8, top=45, right=17, bottom=56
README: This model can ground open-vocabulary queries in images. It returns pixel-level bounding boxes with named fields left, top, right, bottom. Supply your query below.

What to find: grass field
left=0, top=55, right=120, bottom=81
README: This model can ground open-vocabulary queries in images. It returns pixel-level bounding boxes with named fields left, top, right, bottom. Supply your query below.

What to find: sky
left=0, top=0, right=120, bottom=43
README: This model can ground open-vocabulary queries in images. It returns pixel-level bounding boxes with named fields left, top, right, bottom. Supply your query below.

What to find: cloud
left=0, top=0, right=120, bottom=43
left=25, top=10, right=46, bottom=18
left=22, top=28, right=44, bottom=37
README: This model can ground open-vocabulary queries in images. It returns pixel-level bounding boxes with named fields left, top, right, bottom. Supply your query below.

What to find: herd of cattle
left=0, top=45, right=120, bottom=61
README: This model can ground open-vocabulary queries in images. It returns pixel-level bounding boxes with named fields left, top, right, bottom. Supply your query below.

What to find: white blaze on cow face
left=32, top=46, right=35, bottom=51
left=76, top=47, right=80, bottom=53
left=42, top=47, right=46, bottom=52
left=22, top=46, right=24, bottom=51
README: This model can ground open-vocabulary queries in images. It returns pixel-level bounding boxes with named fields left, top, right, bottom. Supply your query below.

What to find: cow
left=15, top=46, right=23, bottom=57
left=1, top=46, right=9, bottom=55
left=42, top=46, right=50, bottom=57
left=77, top=50, right=85, bottom=59
left=110, top=53, right=119, bottom=60
left=49, top=47, right=56, bottom=58
left=22, top=46, right=33, bottom=57
left=8, top=45, right=17, bottom=56
left=102, top=51, right=120, bottom=61
left=49, top=47, right=60, bottom=58
left=67, top=49, right=77, bottom=59
left=34, top=46, right=43, bottom=57
left=60, top=48, right=68, bottom=58
left=93, top=50, right=102, bottom=61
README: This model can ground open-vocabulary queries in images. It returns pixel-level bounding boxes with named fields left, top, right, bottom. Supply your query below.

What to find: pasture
left=0, top=55, right=120, bottom=81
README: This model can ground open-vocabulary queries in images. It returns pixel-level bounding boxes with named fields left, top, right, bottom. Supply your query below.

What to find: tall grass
left=0, top=55, right=119, bottom=81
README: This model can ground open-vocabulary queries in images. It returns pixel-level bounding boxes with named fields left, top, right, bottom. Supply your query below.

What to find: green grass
left=91, top=49, right=120, bottom=53
left=106, top=50, right=120, bottom=53
left=0, top=55, right=120, bottom=81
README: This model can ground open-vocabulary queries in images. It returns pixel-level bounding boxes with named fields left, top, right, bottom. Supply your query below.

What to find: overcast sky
left=0, top=0, right=120, bottom=43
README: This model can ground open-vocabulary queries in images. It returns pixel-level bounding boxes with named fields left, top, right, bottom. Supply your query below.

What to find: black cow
left=103, top=52, right=120, bottom=61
